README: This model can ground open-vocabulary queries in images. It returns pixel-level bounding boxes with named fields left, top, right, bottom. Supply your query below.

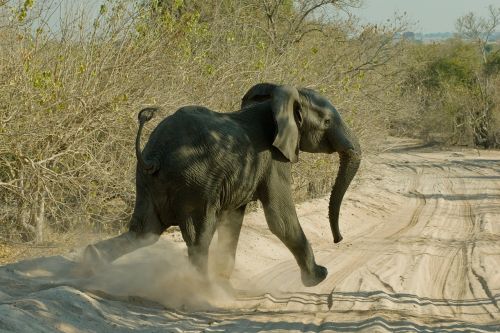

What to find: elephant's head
left=241, top=83, right=361, bottom=243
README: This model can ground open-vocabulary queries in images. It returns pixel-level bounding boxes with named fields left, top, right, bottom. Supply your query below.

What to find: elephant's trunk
left=328, top=134, right=361, bottom=243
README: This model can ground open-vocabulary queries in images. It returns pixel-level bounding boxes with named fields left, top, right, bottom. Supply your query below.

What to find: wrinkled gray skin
left=82, top=83, right=361, bottom=287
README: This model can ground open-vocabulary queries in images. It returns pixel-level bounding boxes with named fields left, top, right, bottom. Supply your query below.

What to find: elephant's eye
left=324, top=119, right=331, bottom=126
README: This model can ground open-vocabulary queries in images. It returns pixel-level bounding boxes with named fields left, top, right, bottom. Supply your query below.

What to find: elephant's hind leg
left=179, top=206, right=218, bottom=276
left=213, top=206, right=246, bottom=286
left=80, top=197, right=165, bottom=274
left=81, top=231, right=161, bottom=273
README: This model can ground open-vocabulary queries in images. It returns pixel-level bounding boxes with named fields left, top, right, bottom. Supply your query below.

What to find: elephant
left=81, top=83, right=361, bottom=287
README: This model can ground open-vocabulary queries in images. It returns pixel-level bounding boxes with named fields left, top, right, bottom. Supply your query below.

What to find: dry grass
left=0, top=228, right=104, bottom=264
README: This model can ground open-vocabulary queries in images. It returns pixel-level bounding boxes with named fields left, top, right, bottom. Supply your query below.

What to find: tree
left=260, top=0, right=361, bottom=53
left=456, top=5, right=500, bottom=147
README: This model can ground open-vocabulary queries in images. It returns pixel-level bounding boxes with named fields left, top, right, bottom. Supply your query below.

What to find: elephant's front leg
left=213, top=205, right=246, bottom=288
left=259, top=164, right=327, bottom=287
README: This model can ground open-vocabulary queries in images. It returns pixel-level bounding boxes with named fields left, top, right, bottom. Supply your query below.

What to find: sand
left=1, top=140, right=499, bottom=332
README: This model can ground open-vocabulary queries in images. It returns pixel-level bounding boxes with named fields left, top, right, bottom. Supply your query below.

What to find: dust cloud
left=77, top=238, right=236, bottom=310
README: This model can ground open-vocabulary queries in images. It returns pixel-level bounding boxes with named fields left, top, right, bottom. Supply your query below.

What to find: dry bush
left=0, top=0, right=406, bottom=244
left=394, top=6, right=500, bottom=148
left=397, top=39, right=500, bottom=147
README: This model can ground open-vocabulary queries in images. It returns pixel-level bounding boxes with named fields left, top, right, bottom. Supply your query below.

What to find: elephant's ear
left=241, top=83, right=277, bottom=108
left=271, top=85, right=301, bottom=163
left=241, top=83, right=301, bottom=162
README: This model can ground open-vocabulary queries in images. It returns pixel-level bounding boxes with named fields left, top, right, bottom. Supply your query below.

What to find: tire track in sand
left=3, top=144, right=499, bottom=332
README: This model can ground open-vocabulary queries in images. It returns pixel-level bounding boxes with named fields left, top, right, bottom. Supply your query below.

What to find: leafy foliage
left=399, top=34, right=500, bottom=147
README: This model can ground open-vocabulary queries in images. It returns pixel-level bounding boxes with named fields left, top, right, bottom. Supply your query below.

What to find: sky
left=42, top=0, right=499, bottom=35
left=352, top=0, right=499, bottom=33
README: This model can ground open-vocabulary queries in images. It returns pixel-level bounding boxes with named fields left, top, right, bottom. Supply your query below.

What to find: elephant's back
left=142, top=106, right=271, bottom=208
left=153, top=106, right=255, bottom=165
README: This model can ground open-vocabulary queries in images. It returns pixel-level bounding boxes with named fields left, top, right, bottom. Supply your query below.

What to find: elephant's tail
left=136, top=108, right=160, bottom=175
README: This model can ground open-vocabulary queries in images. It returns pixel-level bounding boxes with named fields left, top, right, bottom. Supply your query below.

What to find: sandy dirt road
left=1, top=141, right=499, bottom=332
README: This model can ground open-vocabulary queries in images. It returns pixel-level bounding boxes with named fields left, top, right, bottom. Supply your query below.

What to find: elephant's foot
left=301, top=265, right=328, bottom=287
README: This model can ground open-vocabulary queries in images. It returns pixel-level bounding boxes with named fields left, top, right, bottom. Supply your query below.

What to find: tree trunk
left=35, top=192, right=45, bottom=244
